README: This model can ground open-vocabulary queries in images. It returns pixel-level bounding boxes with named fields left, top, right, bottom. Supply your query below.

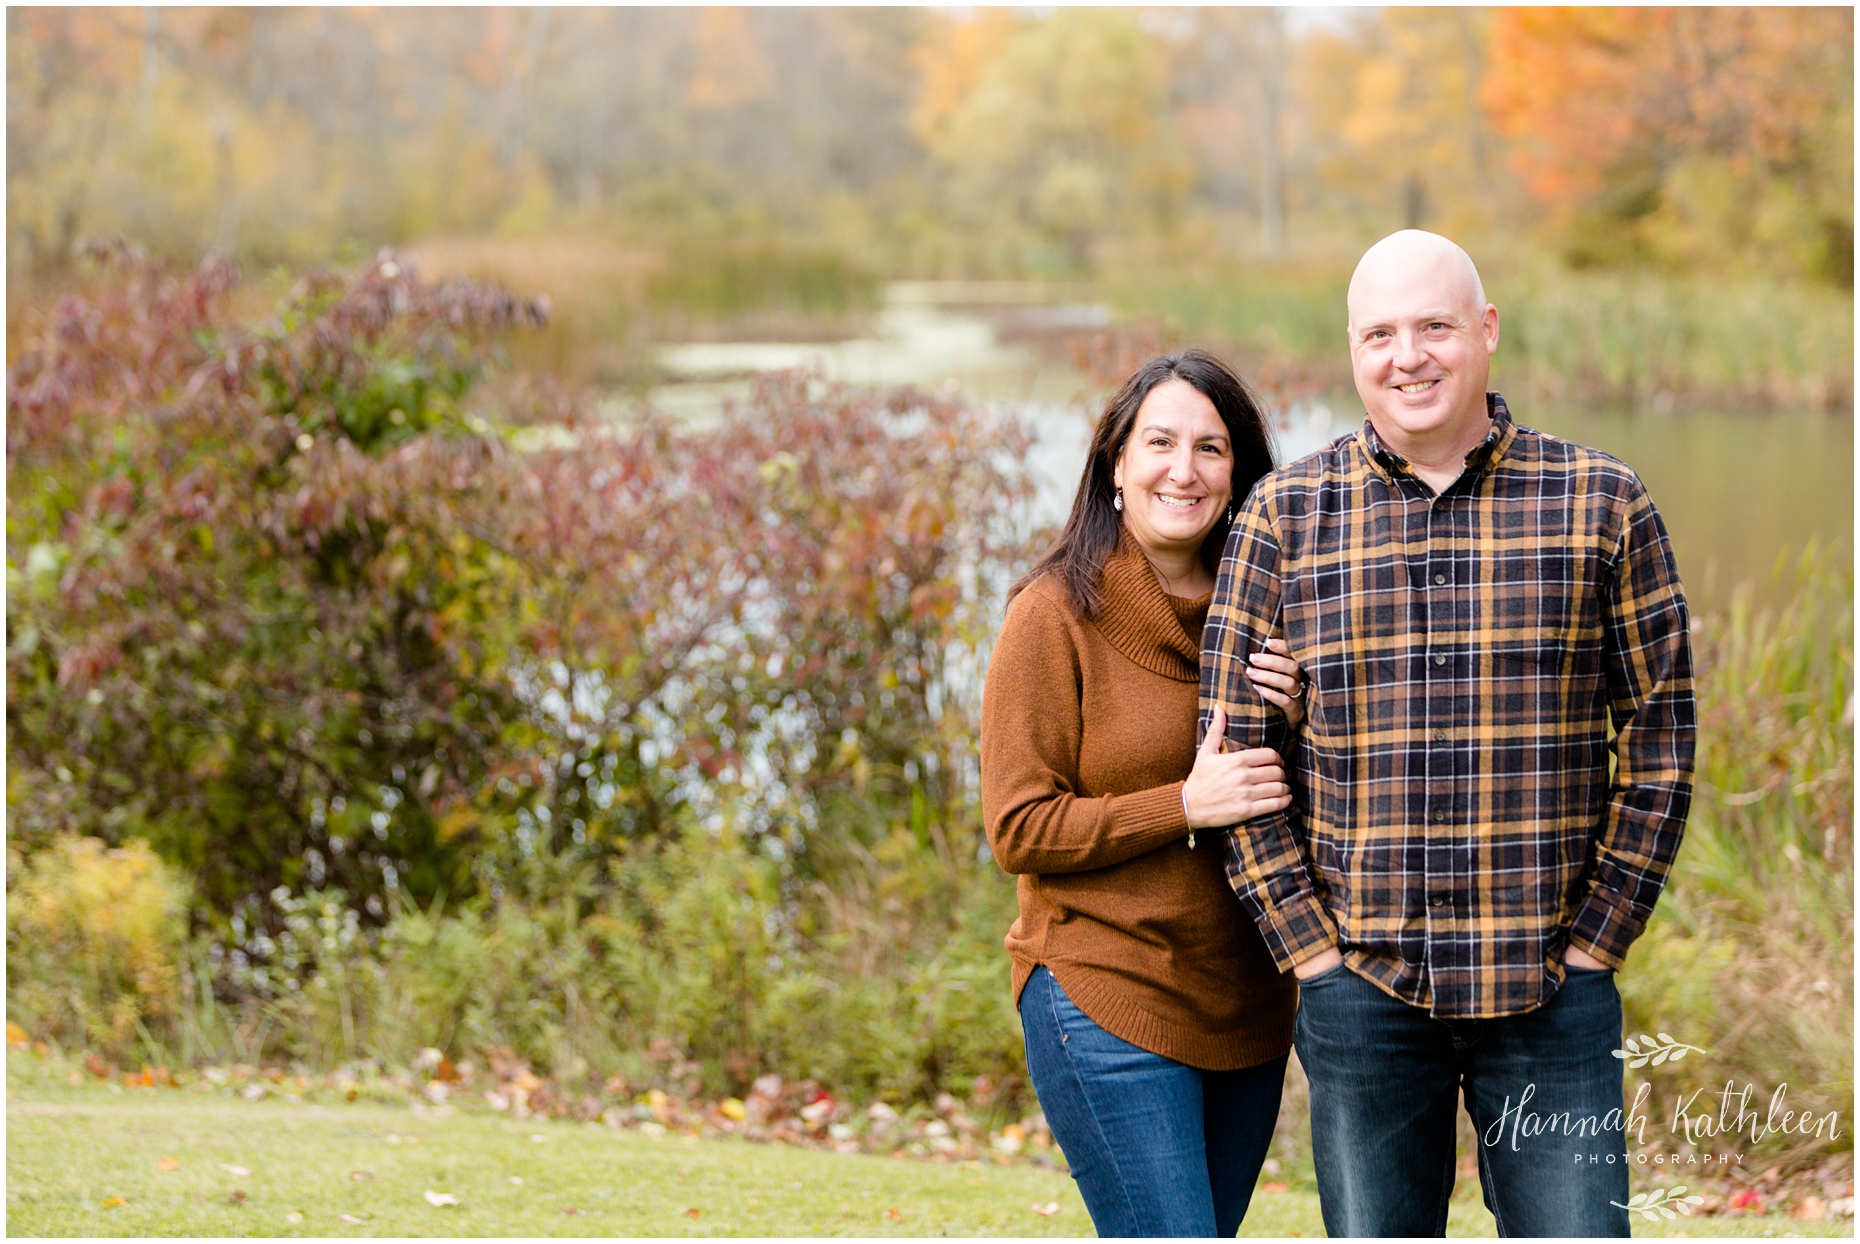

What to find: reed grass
left=1106, top=262, right=1854, bottom=410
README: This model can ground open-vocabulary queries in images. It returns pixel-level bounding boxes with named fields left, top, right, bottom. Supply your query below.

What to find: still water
left=647, top=282, right=1852, bottom=615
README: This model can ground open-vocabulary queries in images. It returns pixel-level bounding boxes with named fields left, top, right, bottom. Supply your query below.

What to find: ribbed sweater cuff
left=1106, top=782, right=1190, bottom=853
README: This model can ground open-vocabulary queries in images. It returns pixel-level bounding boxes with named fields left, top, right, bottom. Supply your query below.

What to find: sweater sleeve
left=981, top=587, right=1191, bottom=876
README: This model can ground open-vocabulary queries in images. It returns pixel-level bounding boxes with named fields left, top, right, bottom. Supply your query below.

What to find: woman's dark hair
left=1013, top=349, right=1275, bottom=619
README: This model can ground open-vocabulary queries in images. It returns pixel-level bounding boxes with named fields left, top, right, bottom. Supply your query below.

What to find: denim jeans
left=1018, top=965, right=1288, bottom=1238
left=1294, top=962, right=1631, bottom=1238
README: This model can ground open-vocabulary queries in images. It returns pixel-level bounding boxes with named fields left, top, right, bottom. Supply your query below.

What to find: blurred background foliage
left=6, top=7, right=1853, bottom=399
left=3, top=5, right=1851, bottom=1167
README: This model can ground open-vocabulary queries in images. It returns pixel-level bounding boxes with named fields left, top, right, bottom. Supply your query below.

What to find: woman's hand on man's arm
left=1182, top=707, right=1293, bottom=829
left=1244, top=637, right=1306, bottom=731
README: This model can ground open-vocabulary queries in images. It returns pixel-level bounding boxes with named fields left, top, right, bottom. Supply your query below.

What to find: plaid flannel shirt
left=1201, top=393, right=1695, bottom=1018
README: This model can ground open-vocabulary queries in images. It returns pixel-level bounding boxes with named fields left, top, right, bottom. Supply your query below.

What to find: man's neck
left=1372, top=414, right=1491, bottom=495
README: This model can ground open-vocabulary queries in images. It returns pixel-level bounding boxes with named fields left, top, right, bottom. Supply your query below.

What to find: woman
left=981, top=350, right=1306, bottom=1238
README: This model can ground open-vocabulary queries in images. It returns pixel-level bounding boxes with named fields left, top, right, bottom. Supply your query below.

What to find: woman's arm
left=981, top=589, right=1192, bottom=876
left=981, top=590, right=1289, bottom=875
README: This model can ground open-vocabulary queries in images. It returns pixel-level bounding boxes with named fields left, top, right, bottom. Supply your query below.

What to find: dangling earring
left=1226, top=504, right=1235, bottom=525
left=1113, top=488, right=1124, bottom=512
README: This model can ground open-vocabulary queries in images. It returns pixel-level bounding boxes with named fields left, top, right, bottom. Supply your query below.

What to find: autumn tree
left=1484, top=7, right=1854, bottom=283
left=1298, top=8, right=1503, bottom=240
left=920, top=7, right=1191, bottom=272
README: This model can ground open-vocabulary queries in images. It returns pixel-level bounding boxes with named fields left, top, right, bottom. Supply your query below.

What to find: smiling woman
left=980, top=350, right=1310, bottom=1238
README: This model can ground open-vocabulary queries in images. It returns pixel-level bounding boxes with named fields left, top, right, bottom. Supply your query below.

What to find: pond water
left=642, top=282, right=1852, bottom=616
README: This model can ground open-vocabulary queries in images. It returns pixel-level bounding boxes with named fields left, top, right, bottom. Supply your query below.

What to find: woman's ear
left=1111, top=456, right=1124, bottom=492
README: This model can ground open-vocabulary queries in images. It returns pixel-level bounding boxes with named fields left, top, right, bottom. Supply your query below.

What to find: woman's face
left=1112, top=379, right=1234, bottom=561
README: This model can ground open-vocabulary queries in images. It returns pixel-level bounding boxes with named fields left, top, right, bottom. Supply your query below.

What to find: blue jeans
left=1294, top=962, right=1631, bottom=1237
left=1019, top=965, right=1287, bottom=1238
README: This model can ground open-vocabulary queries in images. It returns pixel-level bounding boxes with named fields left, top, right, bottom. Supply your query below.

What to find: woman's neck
left=1134, top=540, right=1214, bottom=598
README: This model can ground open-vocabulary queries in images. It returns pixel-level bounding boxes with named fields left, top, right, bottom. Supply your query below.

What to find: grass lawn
left=6, top=1059, right=1844, bottom=1237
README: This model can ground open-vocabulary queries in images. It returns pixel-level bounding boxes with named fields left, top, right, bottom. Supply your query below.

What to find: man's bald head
left=1347, top=230, right=1486, bottom=335
left=1343, top=230, right=1501, bottom=480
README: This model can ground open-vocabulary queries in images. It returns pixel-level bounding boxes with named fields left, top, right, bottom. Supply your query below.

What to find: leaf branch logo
left=1612, top=1033, right=1704, bottom=1069
left=1611, top=1185, right=1705, bottom=1221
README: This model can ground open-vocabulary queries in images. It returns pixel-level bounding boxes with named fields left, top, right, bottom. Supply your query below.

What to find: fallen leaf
left=100, top=1196, right=126, bottom=1208
left=886, top=1206, right=903, bottom=1221
left=218, top=1163, right=252, bottom=1177
left=5, top=1021, right=28, bottom=1046
left=339, top=1213, right=365, bottom=1225
left=684, top=1207, right=703, bottom=1219
left=1032, top=1200, right=1059, bottom=1216
left=347, top=1170, right=375, bottom=1182
left=561, top=1206, right=579, bottom=1215
left=285, top=1210, right=304, bottom=1224
left=720, top=1097, right=747, bottom=1121
left=155, top=1156, right=180, bottom=1172
left=746, top=1194, right=759, bottom=1206
left=229, top=1190, right=248, bottom=1205
left=509, top=1176, right=525, bottom=1185
left=1263, top=1181, right=1289, bottom=1195
left=423, top=1190, right=459, bottom=1207
left=529, top=1134, right=548, bottom=1143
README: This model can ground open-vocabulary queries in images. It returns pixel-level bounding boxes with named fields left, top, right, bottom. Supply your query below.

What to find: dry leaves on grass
left=155, top=1156, right=179, bottom=1171
left=423, top=1190, right=459, bottom=1207
left=228, top=1190, right=248, bottom=1205
left=885, top=1206, right=903, bottom=1221
left=100, top=1196, right=126, bottom=1208
left=338, top=1213, right=365, bottom=1224
left=217, top=1163, right=251, bottom=1177
left=1031, top=1200, right=1059, bottom=1216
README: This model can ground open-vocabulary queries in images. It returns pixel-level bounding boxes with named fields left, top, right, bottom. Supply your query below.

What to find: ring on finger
left=1289, top=680, right=1307, bottom=698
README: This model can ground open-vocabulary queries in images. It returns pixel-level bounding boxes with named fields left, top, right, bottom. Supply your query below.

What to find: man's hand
left=1564, top=946, right=1609, bottom=972
left=1293, top=947, right=1344, bottom=981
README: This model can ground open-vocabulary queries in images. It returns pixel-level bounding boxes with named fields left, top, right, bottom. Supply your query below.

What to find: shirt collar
left=1358, top=392, right=1516, bottom=489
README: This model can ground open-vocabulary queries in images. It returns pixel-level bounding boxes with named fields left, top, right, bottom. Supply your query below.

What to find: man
left=1201, top=230, right=1694, bottom=1237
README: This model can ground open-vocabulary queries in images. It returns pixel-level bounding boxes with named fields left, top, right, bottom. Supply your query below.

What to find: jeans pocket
left=1297, top=962, right=1351, bottom=988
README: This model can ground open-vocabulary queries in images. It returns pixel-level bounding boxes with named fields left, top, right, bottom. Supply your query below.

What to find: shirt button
left=1434, top=654, right=1447, bottom=666
left=1434, top=729, right=1447, bottom=742
left=1434, top=573, right=1447, bottom=585
left=1428, top=894, right=1448, bottom=908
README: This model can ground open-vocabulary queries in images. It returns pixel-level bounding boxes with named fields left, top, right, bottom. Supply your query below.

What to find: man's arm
left=1568, top=483, right=1697, bottom=968
left=1202, top=490, right=1340, bottom=973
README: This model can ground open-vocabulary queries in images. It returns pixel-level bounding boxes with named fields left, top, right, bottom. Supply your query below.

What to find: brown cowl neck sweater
left=981, top=532, right=1296, bottom=1070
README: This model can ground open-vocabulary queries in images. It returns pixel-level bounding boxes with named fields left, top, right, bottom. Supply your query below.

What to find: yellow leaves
left=100, top=1196, right=127, bottom=1208
left=435, top=805, right=481, bottom=843
left=719, top=1097, right=748, bottom=1121
left=1030, top=1200, right=1059, bottom=1216
left=6, top=1022, right=29, bottom=1047
left=910, top=9, right=1024, bottom=146
left=155, top=1155, right=182, bottom=1172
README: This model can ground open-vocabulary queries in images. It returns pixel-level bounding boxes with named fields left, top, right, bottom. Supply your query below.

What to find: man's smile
left=1395, top=379, right=1441, bottom=394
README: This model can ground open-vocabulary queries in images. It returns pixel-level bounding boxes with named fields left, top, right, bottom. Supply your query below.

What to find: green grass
left=7, top=1057, right=1846, bottom=1238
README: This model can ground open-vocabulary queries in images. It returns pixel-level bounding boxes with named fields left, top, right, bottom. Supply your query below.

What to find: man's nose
left=1393, top=329, right=1427, bottom=371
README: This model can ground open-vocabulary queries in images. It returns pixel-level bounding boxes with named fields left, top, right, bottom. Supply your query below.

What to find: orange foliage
left=908, top=9, right=1022, bottom=147
left=1484, top=7, right=1854, bottom=210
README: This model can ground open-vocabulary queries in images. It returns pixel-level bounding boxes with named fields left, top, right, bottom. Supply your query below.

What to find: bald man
left=1200, top=231, right=1694, bottom=1237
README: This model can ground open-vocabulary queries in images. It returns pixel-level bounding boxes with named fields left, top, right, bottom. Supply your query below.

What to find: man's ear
left=1483, top=304, right=1501, bottom=356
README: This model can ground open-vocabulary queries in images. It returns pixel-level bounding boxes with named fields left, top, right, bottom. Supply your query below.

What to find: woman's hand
left=1246, top=637, right=1307, bottom=731
left=1183, top=707, right=1293, bottom=829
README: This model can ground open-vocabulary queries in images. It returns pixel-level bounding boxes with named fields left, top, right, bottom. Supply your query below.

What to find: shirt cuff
left=1256, top=894, right=1341, bottom=974
left=1567, top=888, right=1644, bottom=969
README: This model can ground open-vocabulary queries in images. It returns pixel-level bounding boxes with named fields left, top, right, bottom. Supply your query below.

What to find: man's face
left=1348, top=261, right=1500, bottom=456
